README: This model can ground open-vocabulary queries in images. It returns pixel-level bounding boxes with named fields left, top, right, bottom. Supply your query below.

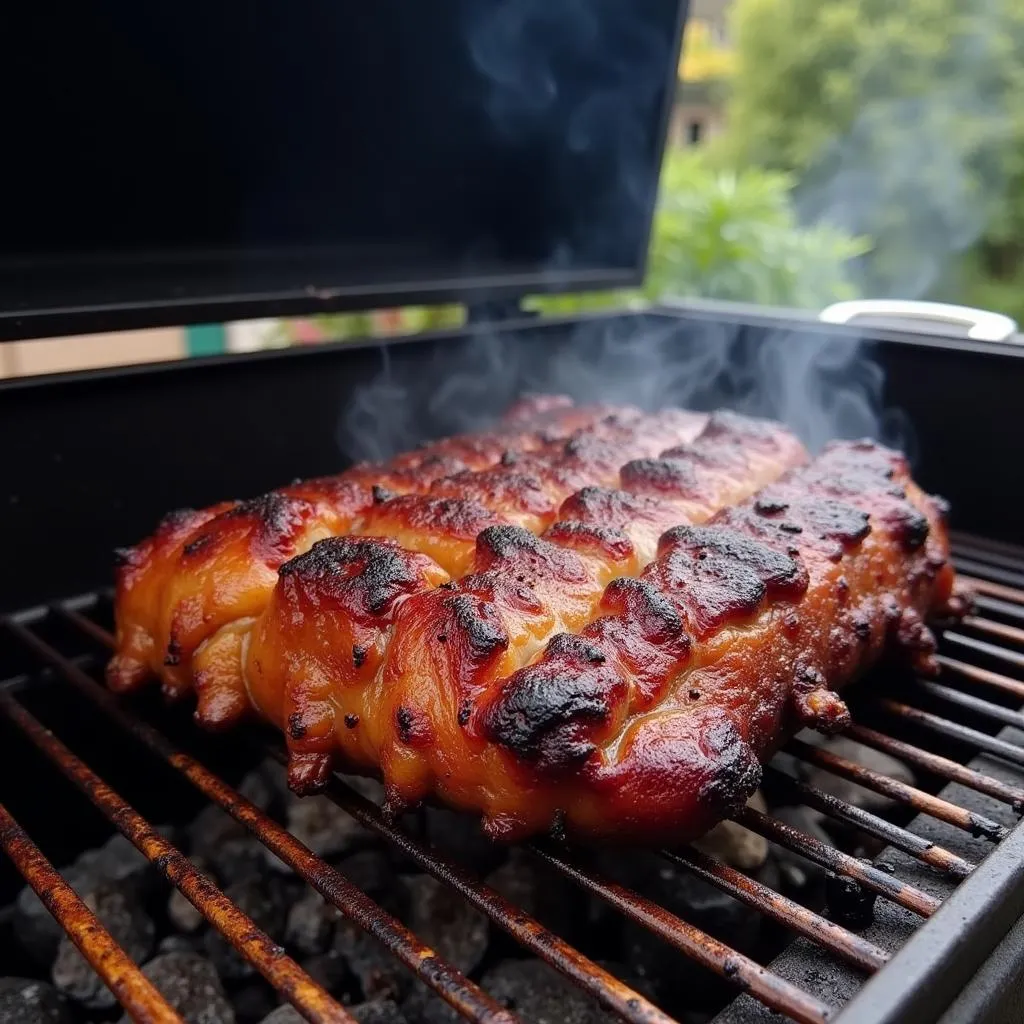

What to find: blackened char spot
left=887, top=506, right=930, bottom=551
left=287, top=712, right=307, bottom=740
left=280, top=537, right=427, bottom=617
left=602, top=577, right=685, bottom=643
left=696, top=716, right=762, bottom=819
left=344, top=713, right=360, bottom=729
left=754, top=497, right=789, bottom=516
left=396, top=705, right=414, bottom=743
left=164, top=638, right=182, bottom=667
left=620, top=458, right=700, bottom=496
left=484, top=661, right=618, bottom=772
left=372, top=485, right=396, bottom=504
left=225, top=492, right=299, bottom=535
left=447, top=594, right=509, bottom=657
left=658, top=526, right=807, bottom=632
left=182, top=532, right=217, bottom=558
left=544, top=633, right=607, bottom=665
left=352, top=645, right=367, bottom=668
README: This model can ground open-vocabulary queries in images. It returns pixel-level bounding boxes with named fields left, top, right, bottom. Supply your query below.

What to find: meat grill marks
left=107, top=396, right=634, bottom=699
left=246, top=411, right=806, bottom=796
left=475, top=441, right=959, bottom=843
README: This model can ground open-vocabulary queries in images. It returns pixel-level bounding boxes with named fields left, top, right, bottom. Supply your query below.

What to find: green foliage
left=644, top=151, right=867, bottom=306
left=531, top=149, right=867, bottom=314
left=722, top=0, right=1024, bottom=315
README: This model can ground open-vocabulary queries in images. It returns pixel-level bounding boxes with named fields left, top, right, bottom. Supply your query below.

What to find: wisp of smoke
left=338, top=316, right=914, bottom=466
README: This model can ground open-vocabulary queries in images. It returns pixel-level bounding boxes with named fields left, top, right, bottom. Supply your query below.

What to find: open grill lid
left=0, top=0, right=688, bottom=340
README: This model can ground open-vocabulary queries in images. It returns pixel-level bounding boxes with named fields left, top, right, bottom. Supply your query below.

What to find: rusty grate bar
left=942, top=631, right=1024, bottom=672
left=957, top=573, right=1024, bottom=606
left=36, top=612, right=518, bottom=1024
left=663, top=846, right=889, bottom=974
left=960, top=614, right=1024, bottom=647
left=934, top=655, right=1024, bottom=702
left=875, top=698, right=1024, bottom=770
left=914, top=678, right=1024, bottom=733
left=844, top=723, right=1024, bottom=812
left=972, top=593, right=1024, bottom=626
left=530, top=845, right=835, bottom=1024
left=0, top=801, right=185, bottom=1024
left=257, top=749, right=675, bottom=1024
left=762, top=765, right=973, bottom=879
left=734, top=807, right=941, bottom=918
left=787, top=738, right=1008, bottom=843
left=57, top=603, right=674, bottom=1024
left=0, top=686, right=355, bottom=1024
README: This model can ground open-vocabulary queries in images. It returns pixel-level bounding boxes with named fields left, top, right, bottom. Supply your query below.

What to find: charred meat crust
left=483, top=440, right=952, bottom=819
left=279, top=536, right=438, bottom=618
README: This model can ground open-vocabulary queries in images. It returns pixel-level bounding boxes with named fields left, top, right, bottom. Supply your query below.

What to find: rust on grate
left=961, top=614, right=1024, bottom=648
left=957, top=573, right=1024, bottom=606
left=763, top=765, right=974, bottom=880
left=266, top=748, right=676, bottom=1024
left=845, top=722, right=1024, bottom=812
left=876, top=698, right=1024, bottom=770
left=8, top=543, right=1019, bottom=1024
left=943, top=631, right=1024, bottom=672
left=935, top=654, right=1024, bottom=702
left=915, top=679, right=1024, bottom=734
left=735, top=807, right=941, bottom=918
left=22, top=613, right=519, bottom=1024
left=530, top=845, right=835, bottom=1024
left=0, top=688, right=357, bottom=1024
left=664, top=847, right=890, bottom=974
left=0, top=801, right=185, bottom=1024
left=787, top=738, right=1008, bottom=843
left=52, top=603, right=696, bottom=1024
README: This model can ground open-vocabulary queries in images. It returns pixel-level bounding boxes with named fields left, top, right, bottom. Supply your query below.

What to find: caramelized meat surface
left=108, top=400, right=961, bottom=844
left=243, top=411, right=807, bottom=796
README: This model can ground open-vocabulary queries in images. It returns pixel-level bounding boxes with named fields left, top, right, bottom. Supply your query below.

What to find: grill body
left=2, top=303, right=1024, bottom=1023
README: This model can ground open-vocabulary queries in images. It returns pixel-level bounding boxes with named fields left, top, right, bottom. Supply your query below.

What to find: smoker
left=2, top=2, right=1024, bottom=1022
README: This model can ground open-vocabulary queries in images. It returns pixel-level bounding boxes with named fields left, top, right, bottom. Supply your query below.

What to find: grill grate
left=2, top=535, right=1024, bottom=1023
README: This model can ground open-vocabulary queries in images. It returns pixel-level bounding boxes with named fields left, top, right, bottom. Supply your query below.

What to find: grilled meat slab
left=108, top=397, right=706, bottom=708
left=108, top=399, right=959, bottom=844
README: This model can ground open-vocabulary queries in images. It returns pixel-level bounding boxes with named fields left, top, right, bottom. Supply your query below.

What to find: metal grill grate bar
left=875, top=699, right=1024, bottom=769
left=530, top=845, right=836, bottom=1024
left=662, top=847, right=890, bottom=973
left=0, top=687, right=355, bottom=1024
left=0, top=800, right=185, bottom=1024
left=960, top=614, right=1024, bottom=647
left=957, top=573, right=1024, bottom=605
left=914, top=679, right=1024, bottom=733
left=762, top=765, right=974, bottom=879
left=844, top=723, right=1024, bottom=812
left=25, top=615, right=518, bottom=1024
left=263, top=747, right=678, bottom=1024
left=787, top=738, right=1008, bottom=843
left=734, top=807, right=941, bottom=917
left=934, top=655, right=1024, bottom=701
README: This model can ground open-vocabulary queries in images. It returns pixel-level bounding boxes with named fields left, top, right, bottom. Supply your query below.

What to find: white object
left=819, top=300, right=1018, bottom=343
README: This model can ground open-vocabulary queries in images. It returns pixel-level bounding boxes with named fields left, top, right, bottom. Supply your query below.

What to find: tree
left=533, top=148, right=866, bottom=314
left=721, top=0, right=1024, bottom=313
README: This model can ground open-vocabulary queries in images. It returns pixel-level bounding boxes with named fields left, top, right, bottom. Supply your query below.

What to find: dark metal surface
left=5, top=306, right=1024, bottom=614
left=0, top=3, right=689, bottom=339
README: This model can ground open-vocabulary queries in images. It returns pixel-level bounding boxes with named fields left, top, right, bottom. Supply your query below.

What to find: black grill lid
left=0, top=0, right=688, bottom=340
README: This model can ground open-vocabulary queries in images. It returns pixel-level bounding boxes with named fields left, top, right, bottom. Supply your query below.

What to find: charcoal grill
left=3, top=521, right=1024, bottom=1024
left=4, top=2, right=1024, bottom=1021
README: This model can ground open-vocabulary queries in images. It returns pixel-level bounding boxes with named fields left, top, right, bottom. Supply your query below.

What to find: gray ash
left=0, top=751, right=908, bottom=1024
